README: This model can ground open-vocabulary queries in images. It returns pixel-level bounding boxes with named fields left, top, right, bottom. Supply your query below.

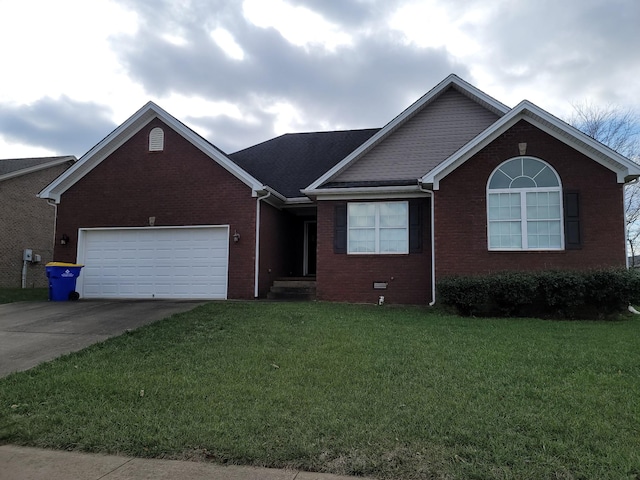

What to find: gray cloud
left=285, top=0, right=390, bottom=26
left=186, top=110, right=282, bottom=154
left=2, top=0, right=638, bottom=158
left=0, top=97, right=116, bottom=157
left=471, top=0, right=640, bottom=106
left=110, top=0, right=465, bottom=152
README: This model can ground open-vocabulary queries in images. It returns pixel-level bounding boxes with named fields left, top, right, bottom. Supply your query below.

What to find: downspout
left=625, top=178, right=640, bottom=312
left=47, top=199, right=58, bottom=257
left=625, top=216, right=630, bottom=270
left=419, top=182, right=436, bottom=306
left=24, top=198, right=57, bottom=288
left=21, top=260, right=28, bottom=289
left=254, top=190, right=271, bottom=298
left=623, top=177, right=638, bottom=269
left=25, top=199, right=58, bottom=289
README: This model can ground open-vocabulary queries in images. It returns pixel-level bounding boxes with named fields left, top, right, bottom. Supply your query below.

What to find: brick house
left=38, top=75, right=640, bottom=303
left=1, top=156, right=76, bottom=287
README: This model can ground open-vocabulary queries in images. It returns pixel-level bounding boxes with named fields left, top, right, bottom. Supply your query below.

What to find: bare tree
left=568, top=101, right=640, bottom=265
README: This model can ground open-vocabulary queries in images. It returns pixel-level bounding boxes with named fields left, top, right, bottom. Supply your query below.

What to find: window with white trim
left=149, top=127, right=164, bottom=152
left=487, top=157, right=563, bottom=250
left=348, top=201, right=408, bottom=254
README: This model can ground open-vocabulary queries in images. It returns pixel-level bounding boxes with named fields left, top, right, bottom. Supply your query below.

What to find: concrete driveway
left=0, top=300, right=206, bottom=377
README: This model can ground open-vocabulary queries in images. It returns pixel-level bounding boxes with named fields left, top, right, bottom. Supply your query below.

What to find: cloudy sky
left=1, top=0, right=639, bottom=159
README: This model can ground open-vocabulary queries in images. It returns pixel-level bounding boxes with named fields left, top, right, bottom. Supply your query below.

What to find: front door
left=304, top=221, right=317, bottom=276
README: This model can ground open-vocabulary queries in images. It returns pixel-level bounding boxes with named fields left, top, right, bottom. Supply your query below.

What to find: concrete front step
left=268, top=278, right=317, bottom=301
left=272, top=280, right=317, bottom=288
left=269, top=286, right=316, bottom=294
left=266, top=291, right=316, bottom=301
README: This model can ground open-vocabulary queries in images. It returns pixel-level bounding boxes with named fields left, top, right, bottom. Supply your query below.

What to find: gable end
left=305, top=74, right=509, bottom=193
left=39, top=103, right=265, bottom=203
left=423, top=102, right=640, bottom=189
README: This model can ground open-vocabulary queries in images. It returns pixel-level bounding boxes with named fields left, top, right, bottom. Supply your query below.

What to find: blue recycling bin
left=45, top=262, right=84, bottom=301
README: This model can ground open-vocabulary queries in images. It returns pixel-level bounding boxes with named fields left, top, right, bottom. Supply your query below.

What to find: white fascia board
left=422, top=100, right=640, bottom=189
left=448, top=75, right=510, bottom=116
left=254, top=185, right=289, bottom=209
left=517, top=102, right=640, bottom=181
left=305, top=74, right=510, bottom=193
left=166, top=111, right=265, bottom=193
left=3, top=156, right=76, bottom=184
left=252, top=185, right=286, bottom=201
left=304, top=185, right=429, bottom=201
left=285, top=196, right=315, bottom=205
left=38, top=102, right=264, bottom=203
left=38, top=102, right=159, bottom=202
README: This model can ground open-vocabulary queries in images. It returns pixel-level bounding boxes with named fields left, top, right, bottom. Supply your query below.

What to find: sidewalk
left=0, top=445, right=372, bottom=480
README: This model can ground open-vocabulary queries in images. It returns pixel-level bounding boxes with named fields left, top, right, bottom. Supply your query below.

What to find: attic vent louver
left=149, top=127, right=164, bottom=152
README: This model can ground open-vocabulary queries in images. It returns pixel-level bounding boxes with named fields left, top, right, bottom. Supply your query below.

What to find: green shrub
left=583, top=268, right=640, bottom=313
left=438, top=268, right=639, bottom=319
left=487, top=271, right=537, bottom=316
left=535, top=270, right=585, bottom=311
left=437, top=275, right=489, bottom=316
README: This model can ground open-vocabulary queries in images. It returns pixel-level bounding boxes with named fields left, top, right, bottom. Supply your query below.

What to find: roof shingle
left=229, top=129, right=379, bottom=198
left=0, top=156, right=74, bottom=177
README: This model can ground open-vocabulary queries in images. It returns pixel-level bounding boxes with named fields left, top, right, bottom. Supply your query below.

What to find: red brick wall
left=55, top=118, right=257, bottom=299
left=435, top=120, right=626, bottom=278
left=316, top=198, right=432, bottom=304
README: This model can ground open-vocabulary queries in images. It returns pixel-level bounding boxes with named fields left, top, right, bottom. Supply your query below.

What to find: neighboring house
left=1, top=156, right=76, bottom=288
left=38, top=75, right=640, bottom=303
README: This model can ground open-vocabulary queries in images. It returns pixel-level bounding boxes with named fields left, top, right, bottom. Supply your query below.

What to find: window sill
left=347, top=253, right=410, bottom=256
left=488, top=249, right=566, bottom=253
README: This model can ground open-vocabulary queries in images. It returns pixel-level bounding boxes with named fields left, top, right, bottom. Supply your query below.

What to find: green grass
left=0, top=288, right=48, bottom=303
left=1, top=302, right=639, bottom=479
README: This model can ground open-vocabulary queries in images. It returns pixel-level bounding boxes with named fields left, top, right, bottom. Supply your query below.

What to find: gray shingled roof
left=229, top=129, right=379, bottom=198
left=0, top=156, right=74, bottom=177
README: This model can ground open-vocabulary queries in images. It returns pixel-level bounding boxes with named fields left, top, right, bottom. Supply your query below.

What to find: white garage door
left=77, top=226, right=229, bottom=299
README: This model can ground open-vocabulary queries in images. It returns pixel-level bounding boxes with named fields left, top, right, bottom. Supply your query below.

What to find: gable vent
left=149, top=127, right=164, bottom=152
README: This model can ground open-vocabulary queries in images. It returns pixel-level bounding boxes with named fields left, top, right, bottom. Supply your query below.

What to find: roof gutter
left=283, top=196, right=315, bottom=205
left=302, top=185, right=425, bottom=200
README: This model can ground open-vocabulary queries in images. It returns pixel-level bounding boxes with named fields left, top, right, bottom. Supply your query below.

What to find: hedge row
left=437, top=268, right=640, bottom=319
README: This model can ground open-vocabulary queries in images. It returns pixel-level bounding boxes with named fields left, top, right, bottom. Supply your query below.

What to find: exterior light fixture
left=233, top=230, right=240, bottom=243
left=60, top=234, right=70, bottom=245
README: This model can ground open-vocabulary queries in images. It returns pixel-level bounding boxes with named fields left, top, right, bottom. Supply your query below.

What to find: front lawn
left=0, top=288, right=48, bottom=304
left=1, top=302, right=638, bottom=479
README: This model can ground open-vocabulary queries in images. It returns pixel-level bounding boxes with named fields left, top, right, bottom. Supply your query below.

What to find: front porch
left=257, top=202, right=317, bottom=298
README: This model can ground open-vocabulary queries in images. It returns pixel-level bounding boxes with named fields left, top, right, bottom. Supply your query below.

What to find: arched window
left=487, top=157, right=563, bottom=250
left=149, top=127, right=164, bottom=152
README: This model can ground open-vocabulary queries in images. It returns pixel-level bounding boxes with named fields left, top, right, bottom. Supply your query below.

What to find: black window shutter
left=564, top=191, right=581, bottom=249
left=334, top=204, right=347, bottom=254
left=409, top=200, right=423, bottom=253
